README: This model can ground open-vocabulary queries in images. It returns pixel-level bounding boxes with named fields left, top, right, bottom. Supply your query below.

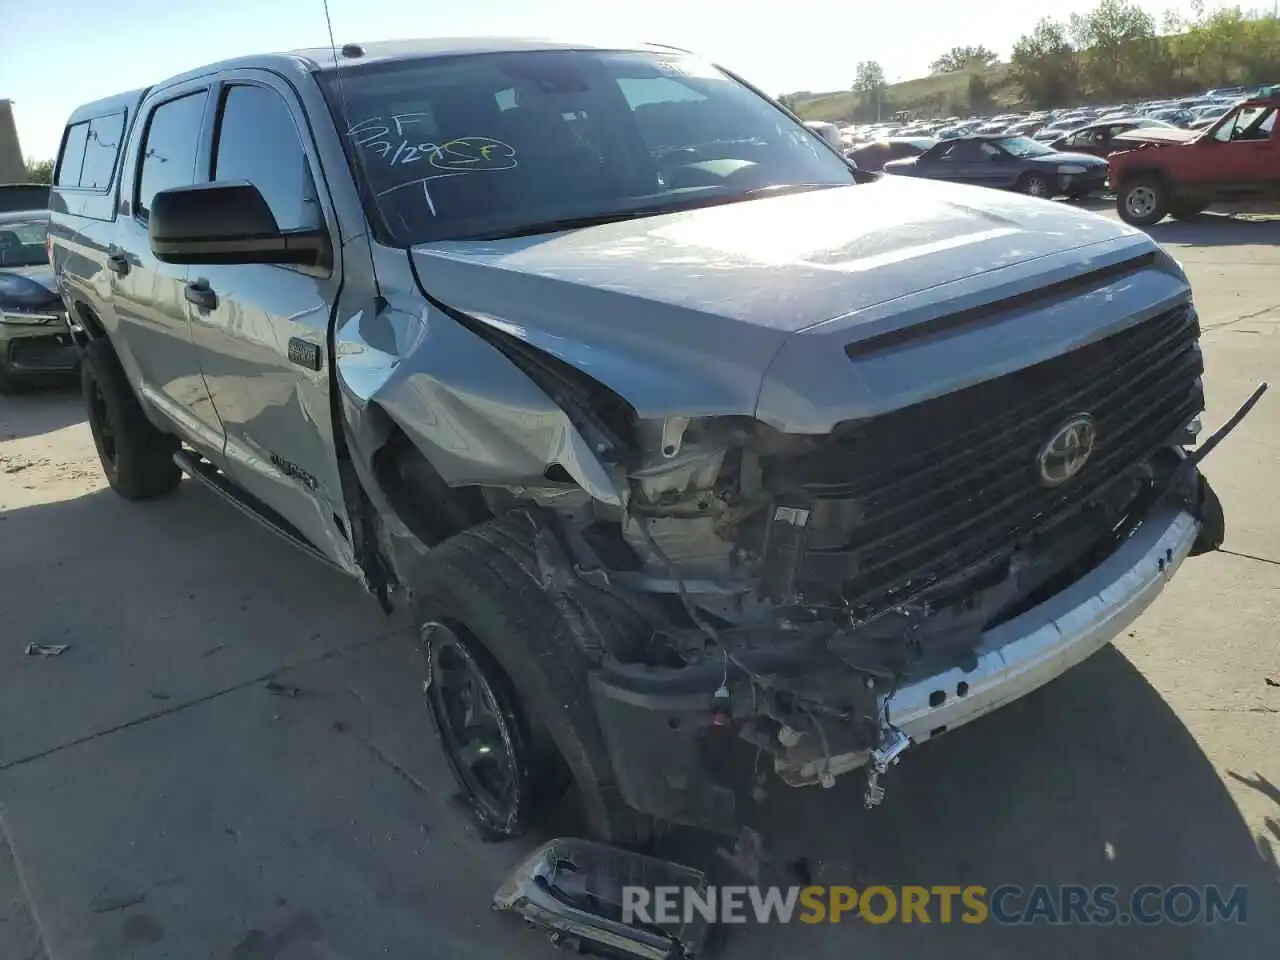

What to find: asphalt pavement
left=2, top=209, right=1278, bottom=959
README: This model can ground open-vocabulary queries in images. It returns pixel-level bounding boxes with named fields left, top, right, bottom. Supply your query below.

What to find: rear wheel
left=81, top=338, right=181, bottom=500
left=1117, top=176, right=1169, bottom=226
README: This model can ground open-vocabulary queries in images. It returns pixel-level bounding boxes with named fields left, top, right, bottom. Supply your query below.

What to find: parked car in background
left=1188, top=104, right=1231, bottom=130
left=0, top=209, right=77, bottom=392
left=847, top=136, right=937, bottom=171
left=1003, top=119, right=1044, bottom=137
left=1147, top=107, right=1194, bottom=127
left=47, top=38, right=1229, bottom=860
left=1048, top=117, right=1180, bottom=158
left=1111, top=94, right=1279, bottom=225
left=883, top=134, right=1109, bottom=198
left=803, top=120, right=843, bottom=151
left=0, top=183, right=51, bottom=214
left=1034, top=122, right=1078, bottom=142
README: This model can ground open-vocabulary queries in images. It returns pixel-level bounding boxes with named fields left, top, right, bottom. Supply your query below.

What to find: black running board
left=172, top=449, right=344, bottom=573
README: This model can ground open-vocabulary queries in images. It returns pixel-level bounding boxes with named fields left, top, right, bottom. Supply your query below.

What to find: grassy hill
left=789, top=63, right=1023, bottom=123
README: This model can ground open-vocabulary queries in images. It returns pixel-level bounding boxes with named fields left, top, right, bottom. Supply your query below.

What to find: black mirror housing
left=149, top=182, right=329, bottom=268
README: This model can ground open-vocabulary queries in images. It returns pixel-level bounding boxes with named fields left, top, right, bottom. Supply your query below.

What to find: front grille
left=780, top=304, right=1203, bottom=611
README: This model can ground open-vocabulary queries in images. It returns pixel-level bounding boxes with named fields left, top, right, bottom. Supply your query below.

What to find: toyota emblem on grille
left=1037, top=415, right=1097, bottom=486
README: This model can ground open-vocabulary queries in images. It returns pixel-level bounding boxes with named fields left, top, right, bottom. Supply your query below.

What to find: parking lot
left=2, top=209, right=1278, bottom=959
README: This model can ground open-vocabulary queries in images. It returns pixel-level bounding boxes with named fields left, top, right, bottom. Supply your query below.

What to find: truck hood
left=409, top=176, right=1166, bottom=427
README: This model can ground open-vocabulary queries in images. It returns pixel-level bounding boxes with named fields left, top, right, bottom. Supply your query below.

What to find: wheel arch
left=1114, top=164, right=1170, bottom=190
left=369, top=416, right=494, bottom=550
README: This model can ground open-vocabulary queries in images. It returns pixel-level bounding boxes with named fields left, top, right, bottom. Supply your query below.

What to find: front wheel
left=1018, top=172, right=1052, bottom=198
left=1117, top=177, right=1169, bottom=226
left=412, top=514, right=657, bottom=846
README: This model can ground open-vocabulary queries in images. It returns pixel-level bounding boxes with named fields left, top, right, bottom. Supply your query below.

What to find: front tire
left=81, top=338, right=181, bottom=500
left=1018, top=172, right=1052, bottom=198
left=412, top=514, right=657, bottom=846
left=1117, top=176, right=1169, bottom=226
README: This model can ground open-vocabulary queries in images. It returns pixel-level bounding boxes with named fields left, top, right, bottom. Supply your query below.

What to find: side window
left=1256, top=107, right=1276, bottom=139
left=79, top=112, right=126, bottom=190
left=56, top=122, right=89, bottom=186
left=212, top=85, right=321, bottom=233
left=136, top=92, right=207, bottom=221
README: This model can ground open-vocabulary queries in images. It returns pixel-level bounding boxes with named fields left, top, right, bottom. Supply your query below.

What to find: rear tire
left=412, top=513, right=657, bottom=847
left=81, top=338, right=181, bottom=500
left=1117, top=176, right=1169, bottom=226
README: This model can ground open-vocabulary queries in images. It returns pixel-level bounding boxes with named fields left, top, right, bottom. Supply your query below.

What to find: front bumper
left=590, top=495, right=1202, bottom=833
left=1059, top=167, right=1109, bottom=195
left=0, top=315, right=78, bottom=377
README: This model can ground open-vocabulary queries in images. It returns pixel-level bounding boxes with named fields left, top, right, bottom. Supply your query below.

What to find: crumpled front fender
left=334, top=295, right=623, bottom=507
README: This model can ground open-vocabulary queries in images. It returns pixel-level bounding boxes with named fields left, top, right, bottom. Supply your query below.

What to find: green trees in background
left=24, top=158, right=52, bottom=184
left=1010, top=1, right=1280, bottom=107
left=930, top=45, right=1000, bottom=74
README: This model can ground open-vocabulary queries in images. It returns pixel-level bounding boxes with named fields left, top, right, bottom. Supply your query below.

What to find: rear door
left=109, top=84, right=225, bottom=460
left=924, top=140, right=990, bottom=185
left=183, top=71, right=353, bottom=566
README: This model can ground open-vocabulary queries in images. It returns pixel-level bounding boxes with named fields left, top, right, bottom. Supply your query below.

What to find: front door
left=183, top=72, right=355, bottom=568
left=109, top=84, right=224, bottom=459
left=1200, top=104, right=1277, bottom=199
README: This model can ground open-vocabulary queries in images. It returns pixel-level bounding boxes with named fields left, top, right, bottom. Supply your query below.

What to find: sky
left=2, top=0, right=1214, bottom=162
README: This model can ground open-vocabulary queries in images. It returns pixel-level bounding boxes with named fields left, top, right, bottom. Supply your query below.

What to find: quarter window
left=136, top=92, right=207, bottom=220
left=212, top=85, right=321, bottom=232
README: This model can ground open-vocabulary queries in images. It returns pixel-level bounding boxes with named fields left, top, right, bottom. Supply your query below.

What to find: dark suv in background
left=0, top=182, right=76, bottom=391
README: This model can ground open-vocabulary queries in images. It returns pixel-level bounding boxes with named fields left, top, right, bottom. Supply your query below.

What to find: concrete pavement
left=2, top=210, right=1278, bottom=959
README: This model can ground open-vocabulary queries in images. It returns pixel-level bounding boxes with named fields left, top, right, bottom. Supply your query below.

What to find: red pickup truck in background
left=1110, top=95, right=1278, bottom=226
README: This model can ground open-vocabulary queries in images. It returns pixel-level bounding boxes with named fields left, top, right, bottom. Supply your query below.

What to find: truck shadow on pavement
left=1146, top=214, right=1280, bottom=248
left=1, top=480, right=1277, bottom=959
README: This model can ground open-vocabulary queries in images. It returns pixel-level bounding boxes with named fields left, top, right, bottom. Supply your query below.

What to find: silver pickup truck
left=49, top=38, right=1231, bottom=847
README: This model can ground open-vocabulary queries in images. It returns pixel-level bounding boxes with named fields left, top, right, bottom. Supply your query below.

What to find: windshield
left=320, top=49, right=855, bottom=244
left=994, top=136, right=1054, bottom=157
left=0, top=216, right=48, bottom=268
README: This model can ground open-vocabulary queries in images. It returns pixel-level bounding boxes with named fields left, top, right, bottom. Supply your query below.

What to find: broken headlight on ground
left=493, top=839, right=711, bottom=959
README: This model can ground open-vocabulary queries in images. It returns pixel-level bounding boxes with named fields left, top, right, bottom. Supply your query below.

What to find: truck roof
left=148, top=37, right=663, bottom=93
left=65, top=87, right=151, bottom=126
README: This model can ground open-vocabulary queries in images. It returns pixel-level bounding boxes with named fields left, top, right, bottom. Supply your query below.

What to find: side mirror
left=149, top=182, right=330, bottom=268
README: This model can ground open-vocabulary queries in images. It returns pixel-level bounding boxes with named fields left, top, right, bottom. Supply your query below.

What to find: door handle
left=106, top=252, right=130, bottom=277
left=184, top=280, right=218, bottom=311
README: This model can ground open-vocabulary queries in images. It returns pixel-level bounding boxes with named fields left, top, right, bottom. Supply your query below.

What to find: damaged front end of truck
left=332, top=184, right=1263, bottom=855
